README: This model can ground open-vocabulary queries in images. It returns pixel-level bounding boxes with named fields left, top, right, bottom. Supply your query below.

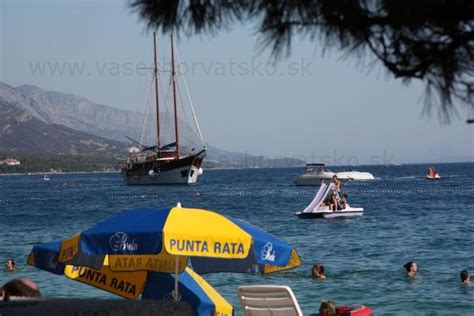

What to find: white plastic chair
left=237, top=285, right=303, bottom=316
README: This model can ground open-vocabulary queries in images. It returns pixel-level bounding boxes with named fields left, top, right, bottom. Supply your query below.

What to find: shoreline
left=0, top=170, right=120, bottom=177
left=0, top=161, right=472, bottom=177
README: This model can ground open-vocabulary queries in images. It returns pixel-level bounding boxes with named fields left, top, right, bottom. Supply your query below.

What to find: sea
left=1, top=163, right=473, bottom=315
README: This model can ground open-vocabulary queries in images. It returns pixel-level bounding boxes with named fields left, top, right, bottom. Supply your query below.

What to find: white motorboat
left=295, top=164, right=350, bottom=186
left=295, top=182, right=364, bottom=219
left=43, top=175, right=50, bottom=181
left=336, top=170, right=375, bottom=181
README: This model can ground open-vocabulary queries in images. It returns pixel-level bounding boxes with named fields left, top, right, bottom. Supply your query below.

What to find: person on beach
left=460, top=270, right=472, bottom=284
left=4, top=259, right=17, bottom=272
left=312, top=264, right=326, bottom=279
left=0, top=278, right=42, bottom=301
left=404, top=261, right=417, bottom=277
left=318, top=300, right=336, bottom=316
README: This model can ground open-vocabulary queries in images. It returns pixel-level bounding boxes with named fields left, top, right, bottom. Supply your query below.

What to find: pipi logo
left=109, top=232, right=138, bottom=252
left=261, top=242, right=276, bottom=262
left=46, top=253, right=58, bottom=270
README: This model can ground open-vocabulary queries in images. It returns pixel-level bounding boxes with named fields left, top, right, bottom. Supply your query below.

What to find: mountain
left=205, top=144, right=305, bottom=168
left=0, top=83, right=125, bottom=155
left=0, top=102, right=124, bottom=155
left=14, top=83, right=144, bottom=142
left=0, top=82, right=305, bottom=168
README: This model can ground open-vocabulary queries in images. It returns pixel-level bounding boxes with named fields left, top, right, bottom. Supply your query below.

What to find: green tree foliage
left=0, top=153, right=123, bottom=174
left=130, top=0, right=474, bottom=122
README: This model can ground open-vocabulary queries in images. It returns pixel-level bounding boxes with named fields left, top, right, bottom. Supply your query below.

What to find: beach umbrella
left=48, top=205, right=301, bottom=299
left=27, top=241, right=233, bottom=316
left=39, top=205, right=301, bottom=303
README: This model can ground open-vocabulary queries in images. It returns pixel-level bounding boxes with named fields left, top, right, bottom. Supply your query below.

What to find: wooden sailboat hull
left=121, top=151, right=205, bottom=185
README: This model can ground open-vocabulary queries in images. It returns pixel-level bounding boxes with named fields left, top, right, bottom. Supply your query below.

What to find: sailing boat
left=121, top=33, right=206, bottom=185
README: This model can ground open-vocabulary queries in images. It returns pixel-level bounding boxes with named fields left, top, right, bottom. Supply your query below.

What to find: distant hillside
left=205, top=144, right=305, bottom=168
left=0, top=99, right=125, bottom=155
left=13, top=83, right=144, bottom=142
left=0, top=82, right=305, bottom=168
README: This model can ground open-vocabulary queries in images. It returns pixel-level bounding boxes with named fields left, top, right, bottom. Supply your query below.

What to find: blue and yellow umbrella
left=27, top=241, right=233, bottom=316
left=31, top=205, right=301, bottom=306
left=57, top=206, right=301, bottom=275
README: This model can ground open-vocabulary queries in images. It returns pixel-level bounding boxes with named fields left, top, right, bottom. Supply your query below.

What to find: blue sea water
left=1, top=163, right=473, bottom=315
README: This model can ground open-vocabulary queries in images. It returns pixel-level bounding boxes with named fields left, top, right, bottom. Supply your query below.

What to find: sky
left=1, top=0, right=473, bottom=164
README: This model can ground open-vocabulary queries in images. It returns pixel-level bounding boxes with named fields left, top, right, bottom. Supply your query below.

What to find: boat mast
left=153, top=32, right=161, bottom=150
left=171, top=33, right=179, bottom=159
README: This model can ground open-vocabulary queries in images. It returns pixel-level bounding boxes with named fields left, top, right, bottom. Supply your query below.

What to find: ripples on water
left=1, top=163, right=473, bottom=315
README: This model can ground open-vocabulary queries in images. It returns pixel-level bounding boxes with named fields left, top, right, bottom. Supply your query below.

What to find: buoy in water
left=337, top=305, right=373, bottom=316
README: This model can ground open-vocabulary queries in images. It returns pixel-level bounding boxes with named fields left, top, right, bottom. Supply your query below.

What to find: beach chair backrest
left=237, top=285, right=303, bottom=316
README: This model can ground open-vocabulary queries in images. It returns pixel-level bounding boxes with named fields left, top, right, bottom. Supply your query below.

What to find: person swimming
left=312, top=264, right=326, bottom=279
left=318, top=300, right=336, bottom=316
left=460, top=270, right=472, bottom=285
left=4, top=259, right=17, bottom=272
left=404, top=261, right=417, bottom=277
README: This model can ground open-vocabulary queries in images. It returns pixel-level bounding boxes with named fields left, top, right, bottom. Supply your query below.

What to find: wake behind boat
left=296, top=182, right=364, bottom=219
left=121, top=33, right=206, bottom=185
left=337, top=170, right=375, bottom=181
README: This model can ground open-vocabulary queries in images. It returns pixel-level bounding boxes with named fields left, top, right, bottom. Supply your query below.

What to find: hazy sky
left=1, top=0, right=473, bottom=164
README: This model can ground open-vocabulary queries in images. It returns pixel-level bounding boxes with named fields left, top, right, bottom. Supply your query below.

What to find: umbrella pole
left=173, top=255, right=179, bottom=301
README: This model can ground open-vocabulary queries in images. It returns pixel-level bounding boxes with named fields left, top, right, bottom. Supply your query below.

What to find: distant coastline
left=1, top=161, right=472, bottom=176
left=0, top=170, right=119, bottom=177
